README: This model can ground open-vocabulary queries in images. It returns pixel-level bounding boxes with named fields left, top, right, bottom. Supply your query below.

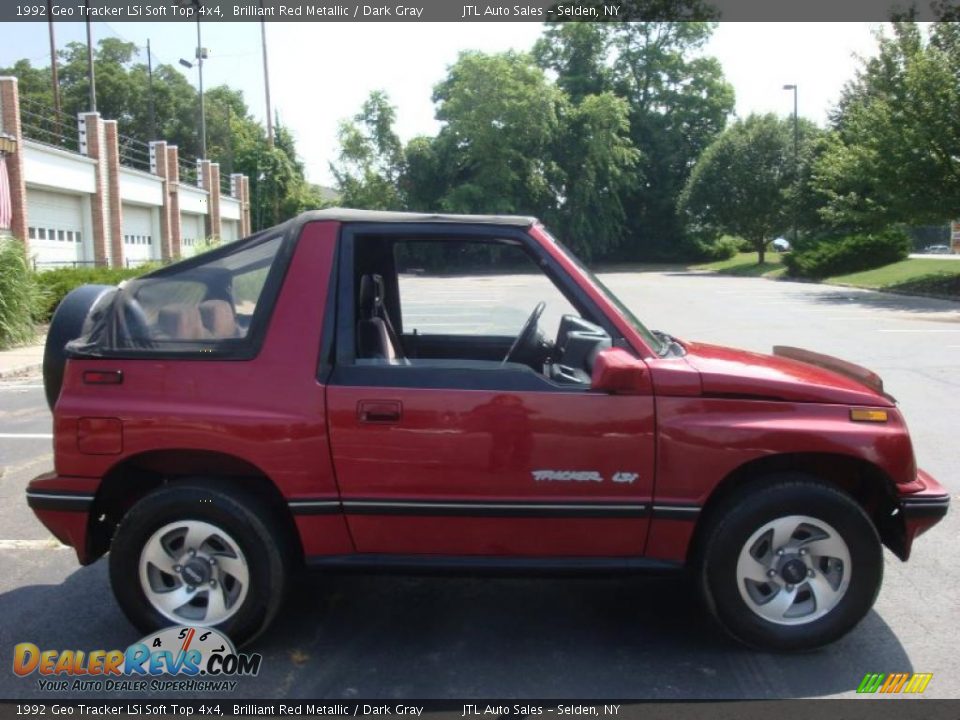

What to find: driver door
left=325, top=228, right=656, bottom=557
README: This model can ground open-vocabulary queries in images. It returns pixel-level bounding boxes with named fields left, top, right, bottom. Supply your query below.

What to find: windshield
left=540, top=228, right=667, bottom=356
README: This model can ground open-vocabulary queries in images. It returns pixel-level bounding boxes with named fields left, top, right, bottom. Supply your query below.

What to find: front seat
left=357, top=274, right=404, bottom=360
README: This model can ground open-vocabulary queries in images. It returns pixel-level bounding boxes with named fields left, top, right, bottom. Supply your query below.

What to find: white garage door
left=181, top=212, right=206, bottom=257
left=221, top=219, right=239, bottom=243
left=27, top=188, right=86, bottom=267
left=122, top=204, right=155, bottom=267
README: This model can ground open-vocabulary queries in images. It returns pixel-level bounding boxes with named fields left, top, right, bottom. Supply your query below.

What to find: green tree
left=331, top=91, right=406, bottom=210
left=430, top=50, right=563, bottom=217
left=548, top=92, right=640, bottom=259
left=533, top=24, right=611, bottom=103
left=536, top=21, right=734, bottom=260
left=679, top=114, right=799, bottom=264
left=814, top=21, right=960, bottom=230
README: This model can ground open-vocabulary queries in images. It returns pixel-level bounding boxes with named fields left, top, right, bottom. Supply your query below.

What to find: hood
left=681, top=341, right=894, bottom=407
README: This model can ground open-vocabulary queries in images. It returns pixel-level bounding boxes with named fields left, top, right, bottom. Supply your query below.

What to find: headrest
left=158, top=304, right=207, bottom=340
left=199, top=299, right=236, bottom=338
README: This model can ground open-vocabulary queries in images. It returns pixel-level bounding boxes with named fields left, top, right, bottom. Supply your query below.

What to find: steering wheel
left=502, top=301, right=546, bottom=366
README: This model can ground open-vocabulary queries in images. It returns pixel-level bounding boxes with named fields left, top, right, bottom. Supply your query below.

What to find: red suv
left=28, top=210, right=948, bottom=650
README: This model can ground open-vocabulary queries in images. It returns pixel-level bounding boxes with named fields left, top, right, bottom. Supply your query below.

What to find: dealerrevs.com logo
left=13, top=626, right=262, bottom=693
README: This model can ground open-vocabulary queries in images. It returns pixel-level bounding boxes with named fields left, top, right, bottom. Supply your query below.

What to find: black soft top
left=296, top=208, right=538, bottom=227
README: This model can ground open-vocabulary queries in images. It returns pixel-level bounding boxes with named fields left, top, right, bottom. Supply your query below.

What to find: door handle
left=358, top=400, right=402, bottom=424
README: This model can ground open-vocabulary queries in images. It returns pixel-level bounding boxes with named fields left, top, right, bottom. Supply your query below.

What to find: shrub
left=782, top=229, right=911, bottom=279
left=694, top=235, right=740, bottom=262
left=713, top=236, right=743, bottom=260
left=34, top=264, right=158, bottom=322
left=0, top=238, right=43, bottom=349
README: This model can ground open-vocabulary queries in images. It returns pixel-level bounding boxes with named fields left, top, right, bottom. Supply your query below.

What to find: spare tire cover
left=43, top=284, right=116, bottom=411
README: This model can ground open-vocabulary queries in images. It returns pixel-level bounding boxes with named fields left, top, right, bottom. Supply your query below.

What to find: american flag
left=0, top=155, right=11, bottom=230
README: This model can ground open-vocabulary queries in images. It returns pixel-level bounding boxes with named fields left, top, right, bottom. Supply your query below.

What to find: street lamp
left=783, top=84, right=799, bottom=248
left=177, top=0, right=207, bottom=160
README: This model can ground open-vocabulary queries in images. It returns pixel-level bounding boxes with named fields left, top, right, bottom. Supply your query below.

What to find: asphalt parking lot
left=0, top=269, right=957, bottom=700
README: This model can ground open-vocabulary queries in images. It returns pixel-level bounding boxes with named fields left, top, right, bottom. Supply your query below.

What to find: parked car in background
left=771, top=237, right=791, bottom=252
left=921, top=244, right=952, bottom=254
left=28, top=209, right=948, bottom=651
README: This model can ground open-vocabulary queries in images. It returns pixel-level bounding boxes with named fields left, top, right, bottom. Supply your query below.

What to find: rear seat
left=199, top=299, right=238, bottom=338
left=157, top=304, right=210, bottom=340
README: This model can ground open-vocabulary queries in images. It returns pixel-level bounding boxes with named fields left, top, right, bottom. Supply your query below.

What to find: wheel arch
left=86, top=449, right=304, bottom=565
left=687, top=452, right=903, bottom=565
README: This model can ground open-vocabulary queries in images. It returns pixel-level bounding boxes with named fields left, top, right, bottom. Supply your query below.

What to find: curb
left=0, top=362, right=42, bottom=380
left=826, top=281, right=960, bottom=304
left=697, top=269, right=960, bottom=304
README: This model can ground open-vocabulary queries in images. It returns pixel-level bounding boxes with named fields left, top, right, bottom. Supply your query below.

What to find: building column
left=150, top=140, right=172, bottom=261
left=103, top=120, right=124, bottom=268
left=0, top=77, right=29, bottom=245
left=80, top=112, right=110, bottom=266
left=230, top=172, right=246, bottom=238
left=166, top=146, right=183, bottom=259
left=198, top=159, right=222, bottom=240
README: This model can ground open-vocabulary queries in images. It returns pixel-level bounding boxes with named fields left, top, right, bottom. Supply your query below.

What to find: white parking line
left=878, top=329, right=960, bottom=333
left=0, top=539, right=67, bottom=550
left=0, top=384, right=44, bottom=391
left=0, top=433, right=53, bottom=439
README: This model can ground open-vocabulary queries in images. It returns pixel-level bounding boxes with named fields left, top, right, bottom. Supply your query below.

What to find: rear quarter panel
left=53, top=220, right=353, bottom=556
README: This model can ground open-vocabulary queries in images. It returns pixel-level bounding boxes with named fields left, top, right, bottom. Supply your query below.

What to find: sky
left=0, top=22, right=886, bottom=186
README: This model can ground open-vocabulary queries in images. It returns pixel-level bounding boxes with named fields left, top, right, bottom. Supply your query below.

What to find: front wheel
left=698, top=476, right=883, bottom=651
left=109, top=481, right=289, bottom=646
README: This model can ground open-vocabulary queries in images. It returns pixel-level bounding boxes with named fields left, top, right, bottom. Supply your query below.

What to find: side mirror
left=591, top=347, right=647, bottom=394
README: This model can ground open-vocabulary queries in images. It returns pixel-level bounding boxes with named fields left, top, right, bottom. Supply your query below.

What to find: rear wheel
left=698, top=475, right=883, bottom=651
left=109, top=481, right=289, bottom=646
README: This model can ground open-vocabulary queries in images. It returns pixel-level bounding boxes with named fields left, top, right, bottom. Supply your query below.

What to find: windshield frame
left=535, top=227, right=668, bottom=357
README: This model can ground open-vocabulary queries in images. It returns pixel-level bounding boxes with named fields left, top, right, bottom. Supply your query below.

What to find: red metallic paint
left=326, top=385, right=656, bottom=555
left=644, top=519, right=696, bottom=564
left=900, top=469, right=950, bottom=560
left=590, top=347, right=648, bottom=394
left=27, top=218, right=946, bottom=570
left=77, top=417, right=123, bottom=455
left=34, top=221, right=355, bottom=558
left=682, top=341, right=894, bottom=406
left=653, top=397, right=917, bottom=505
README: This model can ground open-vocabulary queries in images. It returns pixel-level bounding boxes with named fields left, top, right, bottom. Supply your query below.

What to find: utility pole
left=260, top=12, right=274, bottom=148
left=147, top=39, right=156, bottom=141
left=84, top=2, right=96, bottom=112
left=46, top=1, right=62, bottom=140
left=196, top=15, right=206, bottom=160
left=783, top=83, right=799, bottom=248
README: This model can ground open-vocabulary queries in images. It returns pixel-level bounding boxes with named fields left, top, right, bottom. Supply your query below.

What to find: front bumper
left=26, top=471, right=99, bottom=564
left=890, top=469, right=949, bottom=560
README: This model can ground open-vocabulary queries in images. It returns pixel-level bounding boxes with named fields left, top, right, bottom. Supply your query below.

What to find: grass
left=694, top=253, right=960, bottom=299
left=693, top=252, right=787, bottom=278
left=827, top=258, right=960, bottom=297
left=0, top=238, right=43, bottom=349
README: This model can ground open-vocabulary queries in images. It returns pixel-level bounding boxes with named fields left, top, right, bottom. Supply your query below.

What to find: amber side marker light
left=850, top=408, right=888, bottom=423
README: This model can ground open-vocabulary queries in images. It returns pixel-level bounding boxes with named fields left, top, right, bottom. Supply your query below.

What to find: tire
left=43, top=284, right=115, bottom=410
left=698, top=474, right=883, bottom=651
left=109, top=481, right=290, bottom=647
